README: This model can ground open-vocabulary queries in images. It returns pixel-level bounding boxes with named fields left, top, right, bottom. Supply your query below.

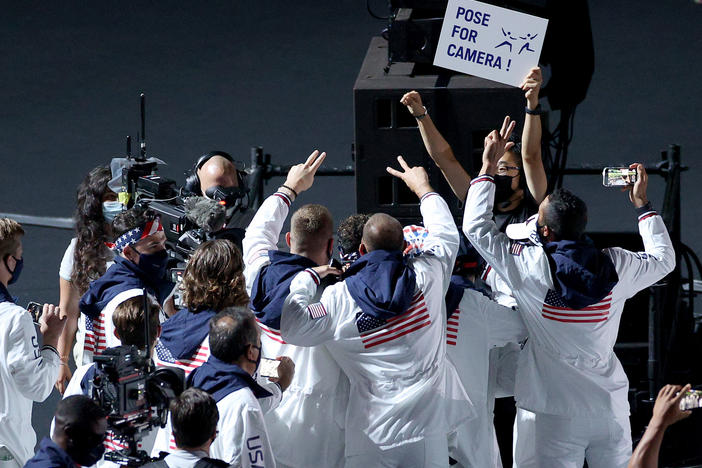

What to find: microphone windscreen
left=184, top=196, right=227, bottom=232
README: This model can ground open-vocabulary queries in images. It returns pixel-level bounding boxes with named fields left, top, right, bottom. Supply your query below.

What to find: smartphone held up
left=603, top=167, right=638, bottom=187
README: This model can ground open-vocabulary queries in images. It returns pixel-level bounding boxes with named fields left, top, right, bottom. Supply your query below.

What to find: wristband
left=281, top=184, right=298, bottom=198
left=635, top=202, right=654, bottom=216
left=525, top=104, right=542, bottom=115
left=413, top=106, right=428, bottom=120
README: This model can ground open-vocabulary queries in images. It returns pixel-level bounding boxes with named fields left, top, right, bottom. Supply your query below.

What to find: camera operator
left=184, top=151, right=252, bottom=249
left=154, top=239, right=264, bottom=376
left=25, top=395, right=107, bottom=468
left=0, top=218, right=66, bottom=467
left=79, top=207, right=175, bottom=363
left=56, top=165, right=119, bottom=393
left=59, top=293, right=162, bottom=467
left=142, top=388, right=227, bottom=468
left=188, top=307, right=292, bottom=467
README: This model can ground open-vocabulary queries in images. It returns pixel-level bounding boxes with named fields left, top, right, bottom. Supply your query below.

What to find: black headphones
left=184, top=151, right=248, bottom=196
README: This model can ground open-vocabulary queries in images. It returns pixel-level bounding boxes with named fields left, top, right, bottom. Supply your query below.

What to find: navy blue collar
left=79, top=256, right=174, bottom=319
left=250, top=250, right=317, bottom=329
left=24, top=437, right=75, bottom=468
left=188, top=355, right=272, bottom=402
left=544, top=238, right=619, bottom=309
left=0, top=282, right=15, bottom=304
left=344, top=249, right=417, bottom=320
left=159, top=308, right=216, bottom=359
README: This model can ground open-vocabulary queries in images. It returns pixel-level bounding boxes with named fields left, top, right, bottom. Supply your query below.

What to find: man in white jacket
left=188, top=307, right=281, bottom=467
left=0, top=218, right=66, bottom=466
left=462, top=118, right=676, bottom=468
left=281, top=158, right=473, bottom=467
left=243, top=150, right=348, bottom=468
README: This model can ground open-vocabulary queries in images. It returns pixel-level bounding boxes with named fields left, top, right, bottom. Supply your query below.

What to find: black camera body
left=90, top=345, right=185, bottom=466
left=123, top=161, right=245, bottom=265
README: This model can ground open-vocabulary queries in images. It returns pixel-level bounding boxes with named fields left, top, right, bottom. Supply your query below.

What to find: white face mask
left=102, top=201, right=124, bottom=223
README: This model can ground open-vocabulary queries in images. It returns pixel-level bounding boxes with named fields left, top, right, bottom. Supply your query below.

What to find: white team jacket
left=210, top=386, right=277, bottom=468
left=463, top=175, right=676, bottom=418
left=281, top=192, right=474, bottom=456
left=242, top=191, right=348, bottom=467
left=0, top=300, right=60, bottom=465
left=82, top=288, right=145, bottom=366
left=447, top=288, right=527, bottom=467
left=150, top=376, right=282, bottom=458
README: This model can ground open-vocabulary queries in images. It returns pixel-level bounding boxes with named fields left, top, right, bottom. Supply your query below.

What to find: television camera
left=87, top=291, right=185, bottom=466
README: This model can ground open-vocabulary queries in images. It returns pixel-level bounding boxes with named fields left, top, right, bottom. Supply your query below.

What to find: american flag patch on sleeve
left=510, top=241, right=525, bottom=256
left=307, top=302, right=328, bottom=320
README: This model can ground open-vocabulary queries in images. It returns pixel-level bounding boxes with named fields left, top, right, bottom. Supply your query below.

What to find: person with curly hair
left=336, top=213, right=369, bottom=270
left=153, top=239, right=250, bottom=376
left=55, top=166, right=119, bottom=394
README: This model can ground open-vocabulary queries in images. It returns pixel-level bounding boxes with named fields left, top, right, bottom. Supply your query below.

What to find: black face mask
left=136, top=249, right=169, bottom=279
left=493, top=174, right=517, bottom=204
left=68, top=436, right=105, bottom=466
left=205, top=185, right=247, bottom=211
left=4, top=255, right=23, bottom=285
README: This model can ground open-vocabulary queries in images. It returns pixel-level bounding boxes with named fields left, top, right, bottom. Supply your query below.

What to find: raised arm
left=386, top=156, right=460, bottom=278
left=628, top=384, right=691, bottom=468
left=243, top=150, right=326, bottom=268
left=520, top=67, right=548, bottom=203
left=401, top=91, right=472, bottom=201
left=607, top=163, right=676, bottom=295
left=462, top=118, right=532, bottom=291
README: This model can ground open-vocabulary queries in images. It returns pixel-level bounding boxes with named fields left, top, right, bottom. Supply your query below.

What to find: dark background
left=0, top=0, right=700, bottom=450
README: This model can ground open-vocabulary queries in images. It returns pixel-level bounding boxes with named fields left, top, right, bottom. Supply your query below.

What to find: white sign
left=433, top=0, right=548, bottom=87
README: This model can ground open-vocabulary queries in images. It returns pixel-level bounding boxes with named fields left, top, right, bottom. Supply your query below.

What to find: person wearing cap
left=402, top=68, right=547, bottom=467
left=463, top=119, right=675, bottom=467
left=78, top=207, right=174, bottom=364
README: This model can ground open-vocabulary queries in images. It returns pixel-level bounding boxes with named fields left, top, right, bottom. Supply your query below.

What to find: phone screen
left=259, top=358, right=280, bottom=379
left=26, top=302, right=42, bottom=325
left=680, top=389, right=702, bottom=411
left=603, top=167, right=637, bottom=187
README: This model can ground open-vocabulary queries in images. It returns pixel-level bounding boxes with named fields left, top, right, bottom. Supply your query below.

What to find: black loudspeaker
left=388, top=9, right=444, bottom=64
left=354, top=37, right=525, bottom=223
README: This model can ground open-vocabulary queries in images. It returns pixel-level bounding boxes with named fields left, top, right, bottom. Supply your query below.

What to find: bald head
left=198, top=155, right=238, bottom=195
left=362, top=213, right=404, bottom=252
left=289, top=204, right=333, bottom=254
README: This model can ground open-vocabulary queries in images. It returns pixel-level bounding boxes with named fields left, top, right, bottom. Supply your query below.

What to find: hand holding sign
left=434, top=0, right=548, bottom=87
left=400, top=91, right=425, bottom=118
left=521, top=67, right=542, bottom=109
